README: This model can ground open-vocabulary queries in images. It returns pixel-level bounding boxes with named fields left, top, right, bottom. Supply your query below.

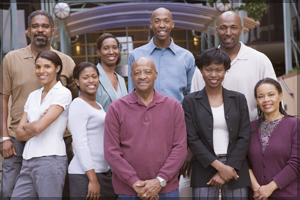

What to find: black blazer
left=182, top=87, right=251, bottom=189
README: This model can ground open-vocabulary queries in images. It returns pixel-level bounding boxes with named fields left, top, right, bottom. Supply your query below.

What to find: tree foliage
left=208, top=0, right=269, bottom=21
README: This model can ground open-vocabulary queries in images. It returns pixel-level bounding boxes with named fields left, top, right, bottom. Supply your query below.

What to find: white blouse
left=211, top=104, right=229, bottom=155
left=68, top=98, right=110, bottom=174
left=23, top=81, right=72, bottom=160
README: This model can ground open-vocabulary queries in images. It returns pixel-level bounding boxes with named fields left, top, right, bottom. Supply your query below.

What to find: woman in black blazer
left=182, top=48, right=251, bottom=199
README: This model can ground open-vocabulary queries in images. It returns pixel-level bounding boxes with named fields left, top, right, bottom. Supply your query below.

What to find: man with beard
left=0, top=10, right=77, bottom=198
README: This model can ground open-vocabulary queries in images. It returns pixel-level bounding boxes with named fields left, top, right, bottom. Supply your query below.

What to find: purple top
left=104, top=89, right=187, bottom=195
left=247, top=116, right=300, bottom=198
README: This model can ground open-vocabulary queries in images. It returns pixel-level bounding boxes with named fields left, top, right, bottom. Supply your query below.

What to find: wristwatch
left=0, top=137, right=11, bottom=143
left=156, top=176, right=167, bottom=187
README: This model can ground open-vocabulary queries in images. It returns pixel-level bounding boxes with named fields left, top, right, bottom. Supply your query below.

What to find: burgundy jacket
left=247, top=116, right=300, bottom=198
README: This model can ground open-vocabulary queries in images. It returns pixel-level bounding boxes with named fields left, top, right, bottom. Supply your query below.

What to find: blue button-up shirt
left=128, top=38, right=196, bottom=104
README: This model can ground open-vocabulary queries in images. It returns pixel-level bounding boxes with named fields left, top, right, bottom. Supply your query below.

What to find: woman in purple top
left=247, top=78, right=299, bottom=199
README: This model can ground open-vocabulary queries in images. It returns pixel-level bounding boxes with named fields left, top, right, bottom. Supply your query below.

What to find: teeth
left=88, top=85, right=95, bottom=89
left=210, top=80, right=217, bottom=83
left=40, top=75, right=47, bottom=79
left=108, top=57, right=115, bottom=61
left=264, top=105, right=272, bottom=108
left=159, top=31, right=166, bottom=33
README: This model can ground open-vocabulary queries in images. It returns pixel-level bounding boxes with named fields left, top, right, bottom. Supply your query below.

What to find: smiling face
left=75, top=66, right=99, bottom=95
left=28, top=15, right=54, bottom=47
left=200, top=62, right=226, bottom=90
left=35, top=58, right=60, bottom=87
left=97, top=37, right=120, bottom=67
left=216, top=11, right=243, bottom=50
left=256, top=83, right=283, bottom=116
left=150, top=8, right=174, bottom=44
left=131, top=57, right=158, bottom=93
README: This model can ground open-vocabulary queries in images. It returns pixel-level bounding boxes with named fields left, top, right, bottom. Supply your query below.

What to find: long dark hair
left=35, top=50, right=62, bottom=81
left=252, top=78, right=293, bottom=133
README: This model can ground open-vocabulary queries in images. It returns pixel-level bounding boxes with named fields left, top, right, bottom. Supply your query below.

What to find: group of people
left=0, top=6, right=298, bottom=200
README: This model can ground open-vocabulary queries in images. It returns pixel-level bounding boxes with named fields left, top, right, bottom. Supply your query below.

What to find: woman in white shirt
left=68, top=62, right=117, bottom=200
left=12, top=50, right=72, bottom=198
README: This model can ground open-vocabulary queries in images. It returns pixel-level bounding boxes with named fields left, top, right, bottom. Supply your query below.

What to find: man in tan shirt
left=0, top=10, right=78, bottom=198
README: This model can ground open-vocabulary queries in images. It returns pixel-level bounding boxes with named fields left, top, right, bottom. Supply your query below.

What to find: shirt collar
left=39, top=81, right=63, bottom=93
left=235, top=42, right=248, bottom=60
left=128, top=88, right=165, bottom=106
left=149, top=37, right=177, bottom=55
left=23, top=44, right=54, bottom=59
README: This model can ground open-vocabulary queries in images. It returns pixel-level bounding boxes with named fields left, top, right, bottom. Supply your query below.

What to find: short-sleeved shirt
left=128, top=37, right=196, bottom=104
left=22, top=81, right=72, bottom=160
left=0, top=45, right=78, bottom=137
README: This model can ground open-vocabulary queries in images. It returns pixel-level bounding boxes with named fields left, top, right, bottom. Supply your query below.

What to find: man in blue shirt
left=128, top=7, right=195, bottom=104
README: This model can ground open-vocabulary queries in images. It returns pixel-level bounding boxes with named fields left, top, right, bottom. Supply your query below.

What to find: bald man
left=104, top=57, right=187, bottom=200
left=180, top=10, right=277, bottom=198
left=128, top=7, right=195, bottom=105
left=191, top=11, right=276, bottom=121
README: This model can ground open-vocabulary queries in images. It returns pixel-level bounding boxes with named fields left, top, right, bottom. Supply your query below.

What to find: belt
left=216, top=154, right=227, bottom=159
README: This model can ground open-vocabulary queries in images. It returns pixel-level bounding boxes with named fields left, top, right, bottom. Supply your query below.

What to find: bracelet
left=0, top=137, right=11, bottom=143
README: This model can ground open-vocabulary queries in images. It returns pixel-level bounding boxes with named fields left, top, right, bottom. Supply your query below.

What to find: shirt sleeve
left=261, top=54, right=276, bottom=80
left=51, top=87, right=72, bottom=110
left=191, top=68, right=205, bottom=93
left=157, top=101, right=187, bottom=182
left=185, top=54, right=196, bottom=95
left=272, top=119, right=300, bottom=190
left=68, top=101, right=96, bottom=172
left=0, top=54, right=12, bottom=95
left=104, top=105, right=140, bottom=187
left=127, top=53, right=135, bottom=93
left=183, top=96, right=217, bottom=168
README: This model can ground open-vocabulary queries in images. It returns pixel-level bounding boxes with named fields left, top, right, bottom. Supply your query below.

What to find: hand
left=86, top=180, right=100, bottom=200
left=180, top=149, right=193, bottom=178
left=40, top=109, right=48, bottom=118
left=132, top=180, right=146, bottom=196
left=217, top=164, right=238, bottom=182
left=138, top=178, right=162, bottom=200
left=207, top=172, right=225, bottom=187
left=254, top=182, right=277, bottom=200
left=0, top=139, right=17, bottom=158
left=253, top=188, right=268, bottom=200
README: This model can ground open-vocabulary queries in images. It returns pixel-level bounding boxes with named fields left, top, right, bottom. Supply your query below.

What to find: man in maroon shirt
left=104, top=57, right=187, bottom=200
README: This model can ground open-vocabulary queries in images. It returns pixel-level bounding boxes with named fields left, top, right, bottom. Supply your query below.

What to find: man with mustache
left=179, top=11, right=277, bottom=197
left=0, top=10, right=77, bottom=198
left=104, top=57, right=187, bottom=200
left=128, top=7, right=195, bottom=105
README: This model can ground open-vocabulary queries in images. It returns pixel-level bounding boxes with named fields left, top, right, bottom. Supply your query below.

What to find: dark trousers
left=63, top=136, right=74, bottom=200
left=68, top=170, right=117, bottom=200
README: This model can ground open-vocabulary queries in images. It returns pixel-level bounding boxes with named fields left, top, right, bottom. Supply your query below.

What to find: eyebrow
left=31, top=23, right=50, bottom=26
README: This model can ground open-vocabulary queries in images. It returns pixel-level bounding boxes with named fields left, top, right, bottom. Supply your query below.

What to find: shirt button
left=229, top=127, right=232, bottom=131
left=226, top=115, right=229, bottom=119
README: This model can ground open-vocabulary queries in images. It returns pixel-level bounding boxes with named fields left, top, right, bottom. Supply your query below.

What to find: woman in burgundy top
left=247, top=78, right=299, bottom=199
